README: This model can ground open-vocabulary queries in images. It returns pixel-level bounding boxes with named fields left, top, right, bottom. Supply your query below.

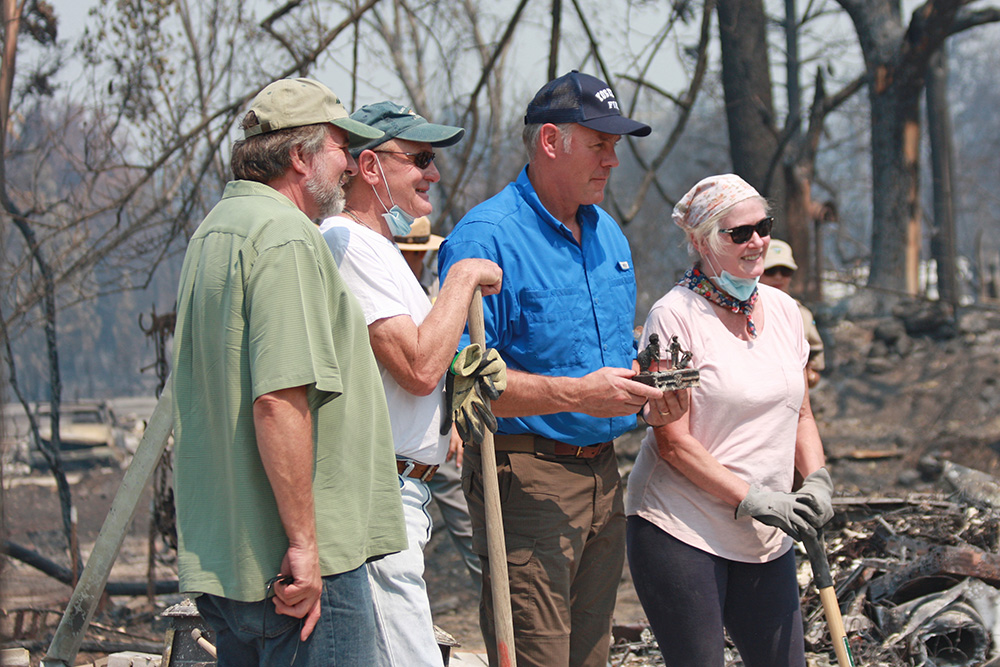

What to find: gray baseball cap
left=242, top=78, right=385, bottom=147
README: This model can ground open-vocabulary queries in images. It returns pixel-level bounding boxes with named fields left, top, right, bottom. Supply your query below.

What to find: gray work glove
left=473, top=347, right=507, bottom=401
left=735, top=486, right=818, bottom=541
left=442, top=344, right=507, bottom=445
left=796, top=467, right=834, bottom=530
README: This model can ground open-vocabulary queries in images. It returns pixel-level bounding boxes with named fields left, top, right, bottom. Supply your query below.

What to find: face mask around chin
left=703, top=253, right=759, bottom=302
left=710, top=271, right=759, bottom=301
left=382, top=205, right=415, bottom=237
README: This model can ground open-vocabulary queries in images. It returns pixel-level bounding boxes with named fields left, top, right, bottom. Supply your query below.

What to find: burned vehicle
left=30, top=400, right=127, bottom=470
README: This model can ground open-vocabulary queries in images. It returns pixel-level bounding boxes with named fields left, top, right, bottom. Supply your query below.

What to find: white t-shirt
left=320, top=215, right=448, bottom=465
left=625, top=283, right=809, bottom=563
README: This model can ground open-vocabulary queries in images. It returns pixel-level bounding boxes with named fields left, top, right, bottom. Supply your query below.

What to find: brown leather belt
left=492, top=434, right=614, bottom=459
left=396, top=459, right=439, bottom=482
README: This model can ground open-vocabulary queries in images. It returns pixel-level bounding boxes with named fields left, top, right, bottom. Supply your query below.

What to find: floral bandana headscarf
left=679, top=264, right=759, bottom=338
left=672, top=174, right=761, bottom=231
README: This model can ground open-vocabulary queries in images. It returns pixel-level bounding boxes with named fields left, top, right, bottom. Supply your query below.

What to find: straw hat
left=395, top=216, right=444, bottom=252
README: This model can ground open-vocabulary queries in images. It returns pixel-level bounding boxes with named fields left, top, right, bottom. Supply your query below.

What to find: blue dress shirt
left=438, top=166, right=638, bottom=447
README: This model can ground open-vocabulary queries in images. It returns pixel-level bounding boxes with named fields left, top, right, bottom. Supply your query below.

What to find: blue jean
left=366, top=475, right=444, bottom=667
left=195, top=564, right=376, bottom=667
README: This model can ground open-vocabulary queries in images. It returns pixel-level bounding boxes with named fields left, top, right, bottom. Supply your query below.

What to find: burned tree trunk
left=836, top=0, right=999, bottom=297
left=868, top=69, right=923, bottom=295
left=926, top=48, right=960, bottom=311
left=717, top=0, right=786, bottom=214
left=781, top=0, right=813, bottom=299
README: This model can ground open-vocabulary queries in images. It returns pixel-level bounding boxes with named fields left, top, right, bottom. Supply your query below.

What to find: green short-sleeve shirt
left=171, top=180, right=405, bottom=602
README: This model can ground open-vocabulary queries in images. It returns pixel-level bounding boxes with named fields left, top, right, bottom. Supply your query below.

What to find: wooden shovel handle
left=804, top=531, right=855, bottom=667
left=818, top=586, right=854, bottom=667
left=468, top=287, right=517, bottom=666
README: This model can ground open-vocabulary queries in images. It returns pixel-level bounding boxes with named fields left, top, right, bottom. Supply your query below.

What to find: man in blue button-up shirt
left=439, top=71, right=688, bottom=667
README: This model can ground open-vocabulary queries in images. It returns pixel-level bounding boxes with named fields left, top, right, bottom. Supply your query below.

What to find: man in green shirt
left=171, top=78, right=406, bottom=666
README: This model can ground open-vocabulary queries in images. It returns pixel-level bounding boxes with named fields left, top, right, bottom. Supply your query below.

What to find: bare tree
left=615, top=0, right=716, bottom=225
left=1, top=0, right=276, bottom=571
left=717, top=0, right=784, bottom=205
left=834, top=0, right=1000, bottom=295
left=2, top=0, right=81, bottom=574
left=926, top=47, right=959, bottom=310
left=714, top=0, right=863, bottom=299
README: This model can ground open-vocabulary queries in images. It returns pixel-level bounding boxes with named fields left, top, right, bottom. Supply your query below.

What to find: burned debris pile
left=810, top=490, right=1000, bottom=667
left=611, top=476, right=1000, bottom=666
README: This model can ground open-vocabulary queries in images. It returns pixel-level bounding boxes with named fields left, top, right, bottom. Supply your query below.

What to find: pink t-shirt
left=625, top=283, right=809, bottom=563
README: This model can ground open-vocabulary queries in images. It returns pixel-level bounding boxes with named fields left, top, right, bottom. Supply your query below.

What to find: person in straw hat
left=395, top=215, right=444, bottom=298
left=394, top=216, right=482, bottom=589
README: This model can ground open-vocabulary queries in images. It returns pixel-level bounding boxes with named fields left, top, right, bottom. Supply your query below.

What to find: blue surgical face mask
left=712, top=271, right=758, bottom=301
left=383, top=205, right=415, bottom=237
left=371, top=154, right=416, bottom=238
left=704, top=255, right=759, bottom=301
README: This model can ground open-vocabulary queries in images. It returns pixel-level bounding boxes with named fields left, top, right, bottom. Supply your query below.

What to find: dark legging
left=627, top=515, right=806, bottom=667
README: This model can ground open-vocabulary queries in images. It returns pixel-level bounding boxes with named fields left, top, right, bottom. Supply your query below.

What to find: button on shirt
left=438, top=166, right=638, bottom=447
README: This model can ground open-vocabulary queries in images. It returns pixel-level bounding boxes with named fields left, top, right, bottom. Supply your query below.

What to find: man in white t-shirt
left=320, top=101, right=502, bottom=667
left=397, top=217, right=483, bottom=588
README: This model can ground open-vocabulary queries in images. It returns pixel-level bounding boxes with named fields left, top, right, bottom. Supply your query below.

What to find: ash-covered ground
left=4, top=295, right=1000, bottom=665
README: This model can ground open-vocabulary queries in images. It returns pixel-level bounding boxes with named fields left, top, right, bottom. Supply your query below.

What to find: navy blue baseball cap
left=349, top=101, right=465, bottom=157
left=524, top=70, right=651, bottom=137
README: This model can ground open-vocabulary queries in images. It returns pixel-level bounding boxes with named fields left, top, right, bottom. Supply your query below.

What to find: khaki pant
left=462, top=442, right=626, bottom=667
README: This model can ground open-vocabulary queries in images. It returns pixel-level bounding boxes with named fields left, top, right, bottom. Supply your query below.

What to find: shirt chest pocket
left=780, top=362, right=805, bottom=413
left=518, top=287, right=589, bottom=373
left=603, top=272, right=637, bottom=359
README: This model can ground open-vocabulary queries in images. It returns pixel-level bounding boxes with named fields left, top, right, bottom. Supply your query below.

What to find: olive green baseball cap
left=242, top=78, right=385, bottom=147
left=349, top=101, right=465, bottom=157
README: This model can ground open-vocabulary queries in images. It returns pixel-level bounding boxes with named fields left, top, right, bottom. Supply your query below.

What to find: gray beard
left=308, top=178, right=345, bottom=220
left=305, top=155, right=347, bottom=220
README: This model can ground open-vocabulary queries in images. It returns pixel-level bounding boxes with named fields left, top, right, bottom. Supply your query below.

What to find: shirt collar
left=224, top=180, right=300, bottom=212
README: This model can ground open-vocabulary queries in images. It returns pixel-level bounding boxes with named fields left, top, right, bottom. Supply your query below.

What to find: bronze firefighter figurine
left=634, top=333, right=701, bottom=391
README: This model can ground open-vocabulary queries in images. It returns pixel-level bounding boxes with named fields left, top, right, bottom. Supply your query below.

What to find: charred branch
left=2, top=540, right=179, bottom=596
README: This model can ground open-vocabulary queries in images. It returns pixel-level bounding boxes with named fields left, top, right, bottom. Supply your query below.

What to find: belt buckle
left=574, top=446, right=586, bottom=458
left=399, top=460, right=415, bottom=478
left=419, top=465, right=437, bottom=482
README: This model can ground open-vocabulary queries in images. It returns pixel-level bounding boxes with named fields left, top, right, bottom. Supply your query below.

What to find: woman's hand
left=643, top=388, right=690, bottom=427
left=796, top=467, right=834, bottom=529
left=735, top=486, right=820, bottom=541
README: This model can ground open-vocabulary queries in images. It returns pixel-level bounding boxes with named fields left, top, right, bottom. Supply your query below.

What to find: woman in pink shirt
left=625, top=174, right=834, bottom=666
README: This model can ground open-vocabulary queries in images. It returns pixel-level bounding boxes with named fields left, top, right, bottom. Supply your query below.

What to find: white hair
left=521, top=122, right=575, bottom=159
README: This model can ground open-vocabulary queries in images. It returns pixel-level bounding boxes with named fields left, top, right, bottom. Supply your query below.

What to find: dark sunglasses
left=764, top=265, right=795, bottom=278
left=374, top=150, right=436, bottom=169
left=718, top=217, right=774, bottom=244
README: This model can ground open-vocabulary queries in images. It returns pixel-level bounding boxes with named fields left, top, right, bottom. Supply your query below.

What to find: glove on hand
left=796, top=467, right=834, bottom=529
left=443, top=345, right=507, bottom=445
left=474, top=348, right=507, bottom=400
left=735, top=486, right=818, bottom=541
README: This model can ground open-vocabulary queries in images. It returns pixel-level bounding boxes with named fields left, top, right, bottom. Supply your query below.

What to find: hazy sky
left=46, top=0, right=694, bottom=109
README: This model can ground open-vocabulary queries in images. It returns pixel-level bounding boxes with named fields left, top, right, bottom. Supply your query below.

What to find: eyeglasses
left=718, top=217, right=774, bottom=244
left=374, top=150, right=436, bottom=169
left=764, top=265, right=795, bottom=278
